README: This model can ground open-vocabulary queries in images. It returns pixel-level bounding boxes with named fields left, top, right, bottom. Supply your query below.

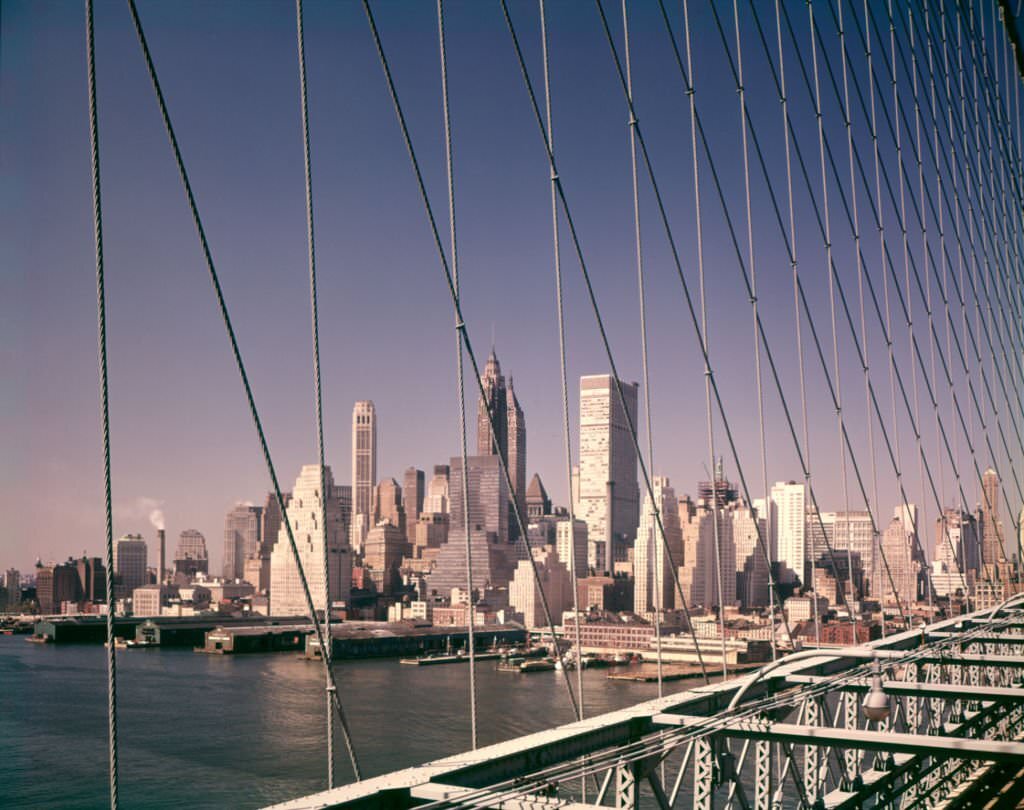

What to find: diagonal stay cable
left=620, top=0, right=666, bottom=695
left=294, top=0, right=336, bottom=787
left=124, top=0, right=361, bottom=780
left=84, top=2, right=120, bottom=806
left=501, top=0, right=719, bottom=681
left=593, top=0, right=799, bottom=651
left=436, top=0, right=478, bottom=750
left=653, top=0, right=883, bottom=629
left=502, top=0, right=719, bottom=679
left=361, top=0, right=583, bottom=714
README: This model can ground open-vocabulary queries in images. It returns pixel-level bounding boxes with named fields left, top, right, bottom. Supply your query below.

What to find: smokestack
left=158, top=529, right=166, bottom=585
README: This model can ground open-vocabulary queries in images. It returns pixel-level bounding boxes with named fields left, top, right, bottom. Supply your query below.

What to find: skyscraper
left=174, top=529, right=209, bottom=579
left=269, top=464, right=351, bottom=616
left=678, top=500, right=737, bottom=610
left=477, top=350, right=527, bottom=537
left=574, top=374, right=640, bottom=572
left=374, top=478, right=405, bottom=536
left=114, top=534, right=148, bottom=599
left=732, top=501, right=770, bottom=609
left=424, top=465, right=450, bottom=514
left=402, top=467, right=425, bottom=538
left=75, top=557, right=106, bottom=603
left=425, top=454, right=515, bottom=598
left=769, top=481, right=807, bottom=584
left=507, top=378, right=526, bottom=529
left=633, top=476, right=683, bottom=616
left=352, top=401, right=378, bottom=548
left=223, top=503, right=262, bottom=581
left=477, top=350, right=508, bottom=459
left=873, top=507, right=921, bottom=605
left=980, top=467, right=1005, bottom=571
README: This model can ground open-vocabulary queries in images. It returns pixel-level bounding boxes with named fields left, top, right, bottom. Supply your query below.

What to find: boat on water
left=519, top=658, right=556, bottom=673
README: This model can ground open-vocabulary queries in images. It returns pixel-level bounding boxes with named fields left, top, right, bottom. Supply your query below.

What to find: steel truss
left=265, top=606, right=1024, bottom=810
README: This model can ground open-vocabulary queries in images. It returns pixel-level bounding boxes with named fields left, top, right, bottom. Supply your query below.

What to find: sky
left=3, top=0, right=1023, bottom=575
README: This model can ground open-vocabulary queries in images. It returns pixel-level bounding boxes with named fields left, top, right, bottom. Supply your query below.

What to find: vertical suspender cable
left=436, top=0, right=478, bottom=750
left=731, top=0, right=776, bottom=662
left=125, top=0, right=361, bottom=780
left=773, top=0, right=820, bottom=646
left=908, top=5, right=938, bottom=610
left=537, top=0, right=586, bottom=724
left=85, top=3, right=120, bottom=806
left=682, top=0, right=729, bottom=678
left=620, top=0, right=664, bottom=695
left=862, top=0, right=906, bottom=628
left=808, top=0, right=859, bottom=643
left=294, top=0, right=335, bottom=786
left=508, top=0, right=712, bottom=684
left=364, top=0, right=583, bottom=713
left=838, top=0, right=882, bottom=621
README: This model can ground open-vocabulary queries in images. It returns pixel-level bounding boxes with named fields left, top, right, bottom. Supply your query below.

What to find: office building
left=732, top=501, right=770, bottom=610
left=352, top=400, right=378, bottom=547
left=36, top=560, right=82, bottom=614
left=173, top=529, right=209, bottom=580
left=402, top=468, right=425, bottom=538
left=4, top=569, right=20, bottom=610
left=114, top=534, right=148, bottom=599
left=448, top=455, right=509, bottom=545
left=633, top=476, right=683, bottom=616
left=269, top=464, right=351, bottom=616
left=980, top=467, right=1006, bottom=574
left=555, top=518, right=588, bottom=582
left=363, top=523, right=408, bottom=595
left=477, top=349, right=527, bottom=538
left=424, top=465, right=450, bottom=514
left=75, top=557, right=106, bottom=603
left=223, top=503, right=262, bottom=581
left=509, top=546, right=572, bottom=631
left=678, top=499, right=737, bottom=610
left=574, top=374, right=640, bottom=572
left=872, top=506, right=922, bottom=606
left=374, top=478, right=405, bottom=537
left=769, top=481, right=806, bottom=584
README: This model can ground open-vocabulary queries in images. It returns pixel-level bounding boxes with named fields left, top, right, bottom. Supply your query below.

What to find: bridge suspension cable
left=536, top=0, right=588, bottom=723
left=293, top=0, right=338, bottom=787
left=435, top=0, right=479, bottom=750
left=124, top=0, right=361, bottom=781
left=84, top=1, right=120, bottom=806
left=361, top=0, right=585, bottom=715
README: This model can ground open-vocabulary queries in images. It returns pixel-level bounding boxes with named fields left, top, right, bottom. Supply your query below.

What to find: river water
left=1, top=635, right=667, bottom=808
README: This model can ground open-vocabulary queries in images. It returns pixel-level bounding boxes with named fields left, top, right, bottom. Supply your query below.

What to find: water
left=1, top=636, right=663, bottom=809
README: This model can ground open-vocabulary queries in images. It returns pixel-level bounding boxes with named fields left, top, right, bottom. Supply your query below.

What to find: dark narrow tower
left=507, top=376, right=526, bottom=531
left=477, top=349, right=508, bottom=460
left=158, top=529, right=166, bottom=585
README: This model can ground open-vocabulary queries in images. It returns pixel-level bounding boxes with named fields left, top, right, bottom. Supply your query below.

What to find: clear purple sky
left=4, top=0, right=1021, bottom=574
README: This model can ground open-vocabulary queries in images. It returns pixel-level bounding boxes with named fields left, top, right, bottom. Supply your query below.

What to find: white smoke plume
left=149, top=509, right=165, bottom=531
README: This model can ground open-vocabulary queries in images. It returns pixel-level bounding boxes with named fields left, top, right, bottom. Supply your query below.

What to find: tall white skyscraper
left=351, top=401, right=377, bottom=549
left=770, top=481, right=807, bottom=584
left=634, top=477, right=683, bottom=616
left=270, top=464, right=351, bottom=616
left=574, top=374, right=640, bottom=572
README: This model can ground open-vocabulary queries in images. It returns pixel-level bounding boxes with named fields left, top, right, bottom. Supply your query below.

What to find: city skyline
left=5, top=1, right=1020, bottom=583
